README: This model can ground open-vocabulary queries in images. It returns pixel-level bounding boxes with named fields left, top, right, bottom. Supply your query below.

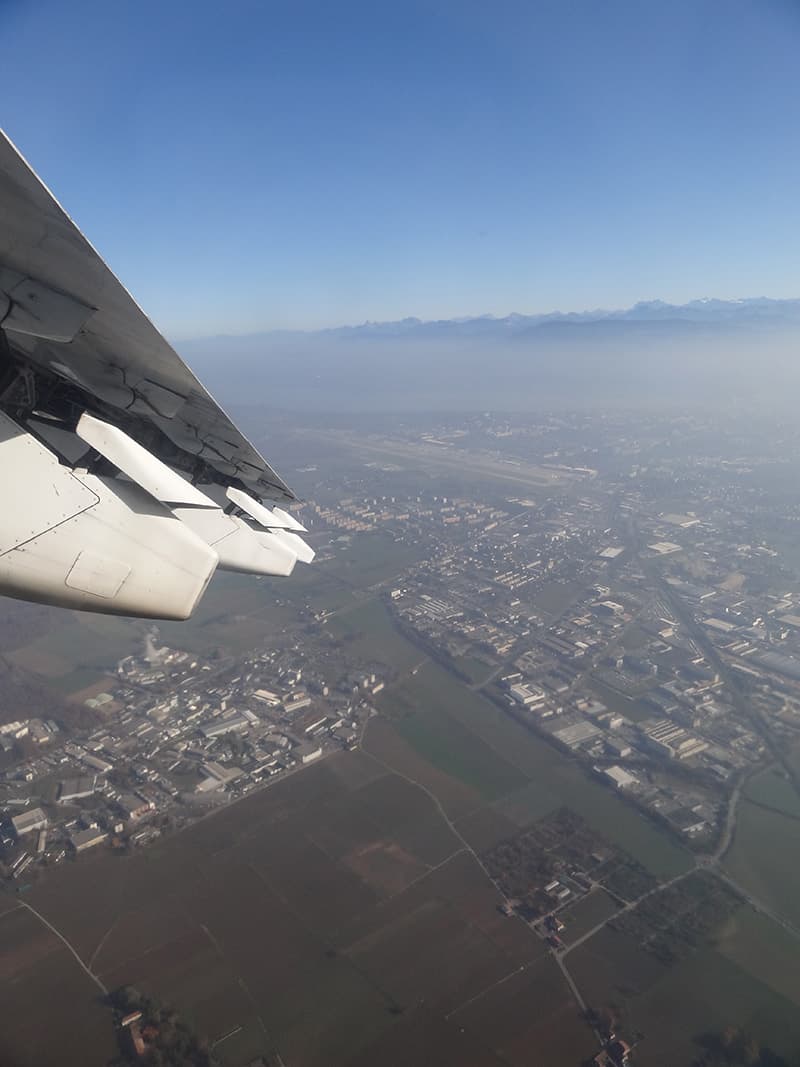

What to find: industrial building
left=198, top=762, right=243, bottom=790
left=116, top=793, right=153, bottom=821
left=296, top=742, right=322, bottom=764
left=601, top=765, right=638, bottom=790
left=509, top=682, right=547, bottom=707
left=553, top=720, right=603, bottom=748
left=11, top=807, right=48, bottom=838
left=70, top=827, right=107, bottom=853
left=58, top=775, right=97, bottom=803
left=605, top=738, right=632, bottom=759
left=200, top=714, right=250, bottom=739
left=641, top=718, right=708, bottom=760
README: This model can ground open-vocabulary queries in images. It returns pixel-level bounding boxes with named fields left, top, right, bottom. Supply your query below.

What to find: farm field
left=0, top=905, right=117, bottom=1067
left=377, top=655, right=692, bottom=880
left=559, top=888, right=619, bottom=944
left=449, top=652, right=495, bottom=684
left=327, top=597, right=422, bottom=672
left=724, top=799, right=800, bottom=928
left=716, top=908, right=800, bottom=1010
left=566, top=910, right=800, bottom=1066
left=448, top=955, right=598, bottom=1067
left=324, top=531, right=424, bottom=590
left=4, top=750, right=579, bottom=1067
left=744, top=766, right=800, bottom=819
left=630, top=942, right=800, bottom=1066
left=7, top=610, right=143, bottom=693
left=393, top=707, right=528, bottom=801
left=489, top=778, right=561, bottom=827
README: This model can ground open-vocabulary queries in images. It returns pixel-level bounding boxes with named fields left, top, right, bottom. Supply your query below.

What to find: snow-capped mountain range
left=317, top=297, right=800, bottom=340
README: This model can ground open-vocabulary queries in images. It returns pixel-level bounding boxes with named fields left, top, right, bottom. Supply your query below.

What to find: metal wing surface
left=0, top=130, right=313, bottom=620
left=0, top=128, right=293, bottom=502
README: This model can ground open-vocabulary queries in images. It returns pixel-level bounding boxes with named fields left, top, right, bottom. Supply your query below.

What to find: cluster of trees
left=613, top=872, right=740, bottom=964
left=108, top=986, right=218, bottom=1067
left=693, top=1028, right=797, bottom=1067
left=484, top=828, right=560, bottom=908
left=483, top=807, right=612, bottom=915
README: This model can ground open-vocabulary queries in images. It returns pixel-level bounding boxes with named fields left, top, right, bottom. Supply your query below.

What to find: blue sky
left=4, top=0, right=800, bottom=336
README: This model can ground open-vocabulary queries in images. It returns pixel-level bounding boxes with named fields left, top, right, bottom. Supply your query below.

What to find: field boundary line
left=18, top=900, right=107, bottom=995
left=362, top=718, right=606, bottom=1041
left=88, top=916, right=120, bottom=970
left=198, top=921, right=271, bottom=1041
left=360, top=717, right=507, bottom=897
left=384, top=847, right=468, bottom=900
left=444, top=959, right=535, bottom=1020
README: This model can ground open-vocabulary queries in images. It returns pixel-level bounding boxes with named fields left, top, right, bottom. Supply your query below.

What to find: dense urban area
left=1, top=409, right=800, bottom=1067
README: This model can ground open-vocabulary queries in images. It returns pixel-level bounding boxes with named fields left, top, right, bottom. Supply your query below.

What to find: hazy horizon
left=180, top=312, right=800, bottom=416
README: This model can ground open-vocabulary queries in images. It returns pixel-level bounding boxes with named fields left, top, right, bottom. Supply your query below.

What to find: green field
left=490, top=779, right=561, bottom=826
left=328, top=598, right=422, bottom=671
left=631, top=941, right=800, bottom=1066
left=588, top=677, right=656, bottom=724
left=449, top=653, right=496, bottom=685
left=560, top=888, right=619, bottom=944
left=8, top=611, right=142, bottom=692
left=717, top=908, right=800, bottom=1010
left=724, top=800, right=800, bottom=928
left=326, top=531, right=424, bottom=590
left=567, top=917, right=800, bottom=1066
left=393, top=708, right=528, bottom=800
left=744, top=767, right=800, bottom=819
left=378, top=656, right=692, bottom=880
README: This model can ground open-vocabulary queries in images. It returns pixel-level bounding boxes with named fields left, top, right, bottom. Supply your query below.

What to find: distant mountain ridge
left=182, top=297, right=800, bottom=346
left=177, top=295, right=800, bottom=413
left=318, top=296, right=800, bottom=341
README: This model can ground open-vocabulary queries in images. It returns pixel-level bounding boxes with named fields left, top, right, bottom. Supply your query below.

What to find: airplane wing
left=0, top=130, right=314, bottom=621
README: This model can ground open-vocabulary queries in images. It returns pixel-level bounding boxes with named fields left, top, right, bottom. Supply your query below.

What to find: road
left=560, top=868, right=698, bottom=958
left=546, top=507, right=800, bottom=1020
left=712, top=770, right=747, bottom=863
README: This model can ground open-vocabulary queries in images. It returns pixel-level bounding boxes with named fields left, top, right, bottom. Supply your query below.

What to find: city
left=1, top=409, right=799, bottom=1065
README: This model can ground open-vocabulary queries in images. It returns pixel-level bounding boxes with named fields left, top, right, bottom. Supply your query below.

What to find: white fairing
left=225, top=486, right=314, bottom=562
left=74, top=414, right=300, bottom=577
left=271, top=506, right=307, bottom=532
left=0, top=412, right=218, bottom=619
left=226, top=486, right=307, bottom=531
left=172, top=508, right=298, bottom=576
left=76, top=412, right=218, bottom=507
left=272, top=528, right=315, bottom=564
